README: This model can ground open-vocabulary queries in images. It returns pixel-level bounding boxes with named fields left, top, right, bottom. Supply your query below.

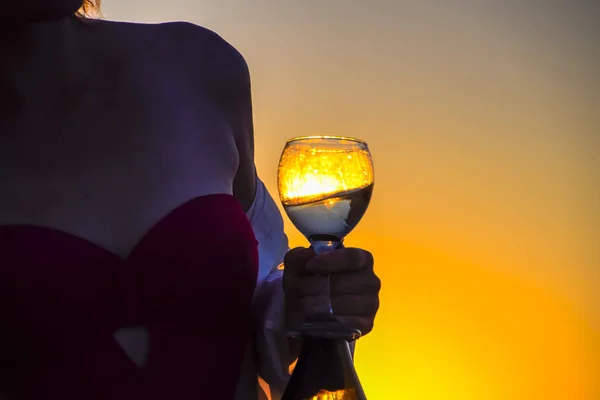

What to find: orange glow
left=274, top=229, right=600, bottom=400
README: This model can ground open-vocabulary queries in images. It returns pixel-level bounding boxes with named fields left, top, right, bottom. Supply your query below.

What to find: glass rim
left=285, top=135, right=368, bottom=145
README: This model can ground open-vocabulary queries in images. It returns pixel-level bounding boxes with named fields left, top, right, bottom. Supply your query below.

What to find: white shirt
left=235, top=178, right=293, bottom=400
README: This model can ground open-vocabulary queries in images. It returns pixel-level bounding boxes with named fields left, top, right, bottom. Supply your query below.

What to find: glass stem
left=310, top=239, right=343, bottom=321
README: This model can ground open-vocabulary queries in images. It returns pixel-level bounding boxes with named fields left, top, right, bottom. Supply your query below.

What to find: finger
left=295, top=271, right=381, bottom=297
left=305, top=248, right=374, bottom=274
left=283, top=247, right=315, bottom=277
left=295, top=274, right=330, bottom=297
left=283, top=247, right=316, bottom=292
left=295, top=272, right=380, bottom=297
left=298, top=294, right=330, bottom=316
left=331, top=294, right=380, bottom=318
left=329, top=272, right=381, bottom=296
left=297, top=295, right=379, bottom=320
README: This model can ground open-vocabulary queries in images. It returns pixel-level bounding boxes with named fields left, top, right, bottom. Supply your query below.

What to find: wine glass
left=277, top=136, right=374, bottom=337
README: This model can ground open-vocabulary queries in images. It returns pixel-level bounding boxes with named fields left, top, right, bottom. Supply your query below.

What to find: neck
left=0, top=16, right=84, bottom=113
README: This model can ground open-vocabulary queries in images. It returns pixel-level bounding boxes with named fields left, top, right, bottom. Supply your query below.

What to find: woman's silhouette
left=0, top=1, right=381, bottom=399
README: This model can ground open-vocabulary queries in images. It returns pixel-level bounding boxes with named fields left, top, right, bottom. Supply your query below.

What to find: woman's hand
left=282, top=247, right=381, bottom=337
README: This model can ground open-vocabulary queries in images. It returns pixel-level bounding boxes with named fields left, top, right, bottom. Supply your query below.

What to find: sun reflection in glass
left=278, top=137, right=374, bottom=206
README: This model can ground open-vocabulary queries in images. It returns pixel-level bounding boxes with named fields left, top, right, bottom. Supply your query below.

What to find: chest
left=0, top=74, right=239, bottom=257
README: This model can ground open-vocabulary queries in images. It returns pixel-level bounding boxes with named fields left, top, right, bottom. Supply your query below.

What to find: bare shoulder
left=86, top=19, right=251, bottom=95
left=159, top=21, right=249, bottom=73
left=156, top=21, right=250, bottom=86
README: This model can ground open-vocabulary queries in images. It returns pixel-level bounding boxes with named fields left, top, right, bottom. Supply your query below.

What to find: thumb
left=282, top=247, right=315, bottom=282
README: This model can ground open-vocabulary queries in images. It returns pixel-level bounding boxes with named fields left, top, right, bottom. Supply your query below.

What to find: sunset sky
left=103, top=1, right=599, bottom=399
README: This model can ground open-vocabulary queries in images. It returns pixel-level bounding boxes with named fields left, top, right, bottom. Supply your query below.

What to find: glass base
left=287, top=320, right=362, bottom=341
